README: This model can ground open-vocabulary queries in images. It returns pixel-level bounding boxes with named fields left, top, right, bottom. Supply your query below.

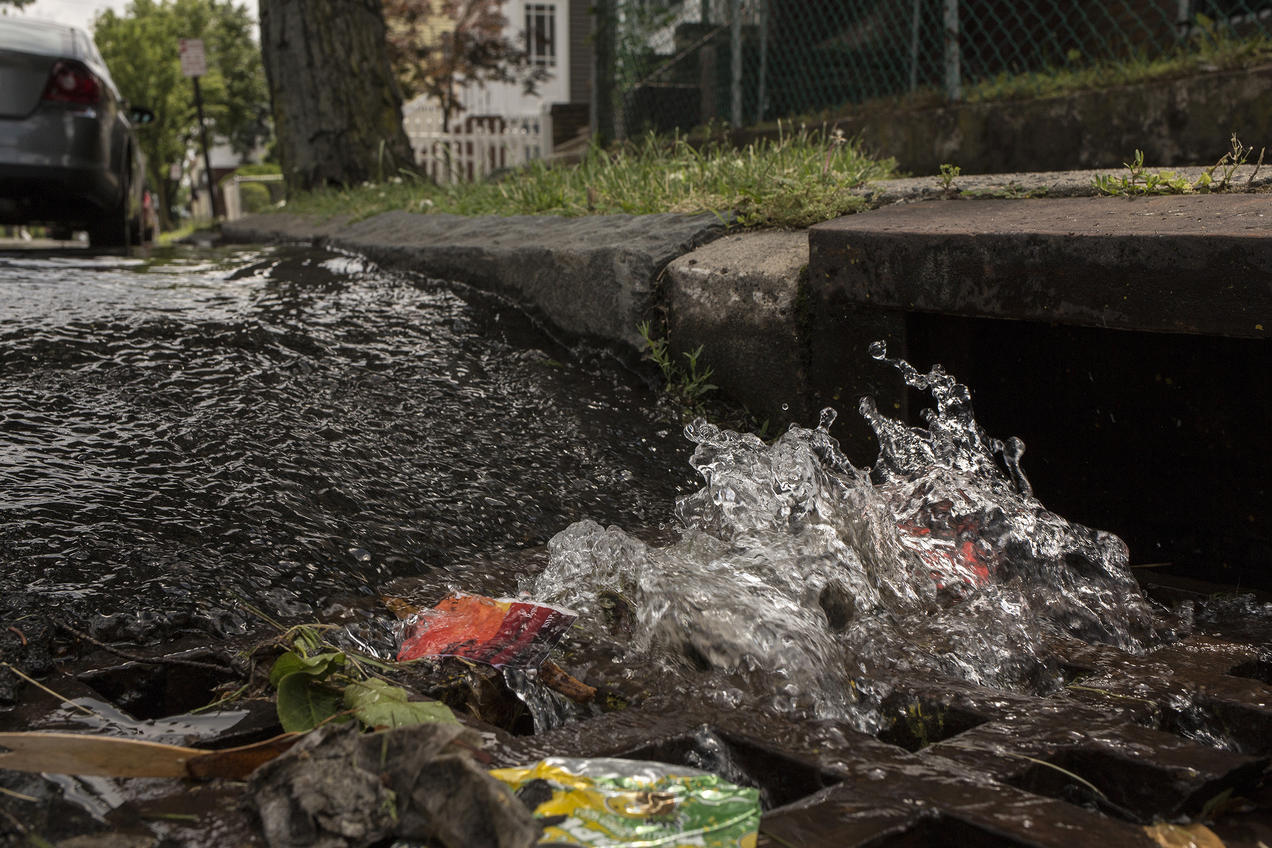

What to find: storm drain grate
left=483, top=611, right=1272, bottom=847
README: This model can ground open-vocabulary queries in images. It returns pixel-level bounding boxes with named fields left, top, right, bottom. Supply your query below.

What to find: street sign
left=179, top=38, right=207, bottom=78
left=179, top=37, right=218, bottom=218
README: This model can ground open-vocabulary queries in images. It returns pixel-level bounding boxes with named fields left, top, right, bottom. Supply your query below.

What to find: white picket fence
left=404, top=106, right=552, bottom=184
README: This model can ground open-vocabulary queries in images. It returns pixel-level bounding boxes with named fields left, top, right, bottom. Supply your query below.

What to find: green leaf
left=268, top=650, right=345, bottom=687
left=342, top=679, right=458, bottom=730
left=275, top=673, right=345, bottom=733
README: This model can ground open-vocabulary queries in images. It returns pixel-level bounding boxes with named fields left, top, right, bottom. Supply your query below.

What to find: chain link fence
left=597, top=0, right=1272, bottom=139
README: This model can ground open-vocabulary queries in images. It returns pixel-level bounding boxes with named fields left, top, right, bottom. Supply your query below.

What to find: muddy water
left=0, top=246, right=696, bottom=637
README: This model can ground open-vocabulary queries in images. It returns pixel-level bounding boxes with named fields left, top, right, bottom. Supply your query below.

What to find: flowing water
left=3, top=244, right=1173, bottom=734
left=0, top=246, right=697, bottom=638
left=531, top=343, right=1165, bottom=731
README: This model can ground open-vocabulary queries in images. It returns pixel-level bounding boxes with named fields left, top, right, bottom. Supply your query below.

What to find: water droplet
left=868, top=340, right=887, bottom=360
left=818, top=407, right=838, bottom=431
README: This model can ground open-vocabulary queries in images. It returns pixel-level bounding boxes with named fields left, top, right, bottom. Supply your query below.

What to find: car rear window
left=0, top=20, right=75, bottom=57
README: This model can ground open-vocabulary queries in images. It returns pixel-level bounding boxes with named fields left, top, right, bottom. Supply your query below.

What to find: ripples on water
left=0, top=246, right=696, bottom=636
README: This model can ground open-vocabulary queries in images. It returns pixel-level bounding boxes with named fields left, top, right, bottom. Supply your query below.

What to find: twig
left=539, top=660, right=596, bottom=703
left=1247, top=146, right=1265, bottom=186
left=943, top=740, right=1108, bottom=801
left=55, top=622, right=235, bottom=676
left=0, top=662, right=98, bottom=717
left=0, top=785, right=38, bottom=803
left=1065, top=683, right=1159, bottom=707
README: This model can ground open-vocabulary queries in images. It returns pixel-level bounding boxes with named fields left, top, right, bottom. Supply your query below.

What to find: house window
left=525, top=3, right=557, bottom=68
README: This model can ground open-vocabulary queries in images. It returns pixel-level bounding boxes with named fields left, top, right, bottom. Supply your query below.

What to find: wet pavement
left=2, top=240, right=1270, bottom=847
left=0, top=243, right=696, bottom=635
left=4, top=570, right=1268, bottom=847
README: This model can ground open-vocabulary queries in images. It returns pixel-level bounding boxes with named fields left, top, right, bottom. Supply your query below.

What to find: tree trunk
left=259, top=0, right=415, bottom=194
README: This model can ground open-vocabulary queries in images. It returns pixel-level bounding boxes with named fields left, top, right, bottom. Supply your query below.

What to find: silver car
left=0, top=17, right=153, bottom=248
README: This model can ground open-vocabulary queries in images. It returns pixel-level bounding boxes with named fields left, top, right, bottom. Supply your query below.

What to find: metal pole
left=756, top=0, right=768, bottom=123
left=192, top=75, right=219, bottom=219
left=730, top=0, right=742, bottom=128
left=592, top=0, right=617, bottom=144
left=943, top=0, right=960, bottom=102
left=910, top=0, right=921, bottom=93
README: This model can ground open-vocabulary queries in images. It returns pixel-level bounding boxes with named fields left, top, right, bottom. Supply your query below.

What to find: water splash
left=531, top=345, right=1158, bottom=728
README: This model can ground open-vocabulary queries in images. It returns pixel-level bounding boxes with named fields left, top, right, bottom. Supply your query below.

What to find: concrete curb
left=222, top=210, right=729, bottom=353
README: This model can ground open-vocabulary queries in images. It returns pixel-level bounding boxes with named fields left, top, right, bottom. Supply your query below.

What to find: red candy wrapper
left=397, top=593, right=577, bottom=669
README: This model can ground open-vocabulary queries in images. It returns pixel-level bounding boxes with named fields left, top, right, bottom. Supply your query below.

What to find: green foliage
left=286, top=127, right=896, bottom=229
left=637, top=320, right=717, bottom=416
left=276, top=670, right=346, bottom=733
left=238, top=181, right=273, bottom=213
left=220, top=162, right=282, bottom=213
left=961, top=15, right=1272, bottom=105
left=93, top=0, right=270, bottom=223
left=1092, top=149, right=1192, bottom=196
left=231, top=162, right=283, bottom=177
left=938, top=163, right=961, bottom=192
left=268, top=649, right=345, bottom=687
left=384, top=0, right=547, bottom=131
left=902, top=701, right=944, bottom=749
left=267, top=624, right=456, bottom=733
left=1093, top=134, right=1265, bottom=196
left=343, top=679, right=459, bottom=729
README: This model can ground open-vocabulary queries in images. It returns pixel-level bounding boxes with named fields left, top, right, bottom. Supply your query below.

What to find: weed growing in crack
left=637, top=320, right=717, bottom=417
left=1093, top=134, right=1265, bottom=196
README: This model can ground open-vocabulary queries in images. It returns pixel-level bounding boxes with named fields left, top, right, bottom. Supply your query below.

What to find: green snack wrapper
left=491, top=757, right=760, bottom=847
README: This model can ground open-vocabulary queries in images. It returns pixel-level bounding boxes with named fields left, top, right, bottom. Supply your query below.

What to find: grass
left=157, top=220, right=208, bottom=245
left=638, top=319, right=717, bottom=414
left=963, top=16, right=1272, bottom=104
left=280, top=127, right=897, bottom=230
left=747, top=16, right=1272, bottom=131
left=1093, top=133, right=1265, bottom=196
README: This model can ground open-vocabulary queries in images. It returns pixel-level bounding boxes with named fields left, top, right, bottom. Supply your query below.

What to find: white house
left=402, top=0, right=595, bottom=182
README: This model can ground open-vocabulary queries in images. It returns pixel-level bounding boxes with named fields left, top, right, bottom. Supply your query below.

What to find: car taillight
left=41, top=60, right=102, bottom=105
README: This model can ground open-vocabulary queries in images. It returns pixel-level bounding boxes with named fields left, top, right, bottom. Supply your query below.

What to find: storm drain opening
left=75, top=651, right=238, bottom=720
left=876, top=695, right=988, bottom=752
left=1159, top=696, right=1272, bottom=758
left=847, top=813, right=1039, bottom=848
left=1003, top=746, right=1263, bottom=823
left=1228, top=657, right=1272, bottom=687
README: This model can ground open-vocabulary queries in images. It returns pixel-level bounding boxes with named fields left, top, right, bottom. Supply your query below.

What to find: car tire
left=88, top=169, right=131, bottom=249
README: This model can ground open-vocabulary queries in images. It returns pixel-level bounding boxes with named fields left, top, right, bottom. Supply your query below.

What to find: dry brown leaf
left=382, top=596, right=421, bottom=620
left=539, top=660, right=597, bottom=703
left=1143, top=822, right=1226, bottom=848
left=0, top=731, right=299, bottom=780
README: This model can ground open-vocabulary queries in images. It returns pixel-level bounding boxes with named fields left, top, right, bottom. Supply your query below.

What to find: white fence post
left=403, top=103, right=554, bottom=185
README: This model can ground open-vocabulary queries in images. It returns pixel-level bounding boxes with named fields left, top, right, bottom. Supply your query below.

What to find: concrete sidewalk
left=224, top=180, right=1272, bottom=429
left=810, top=192, right=1272, bottom=339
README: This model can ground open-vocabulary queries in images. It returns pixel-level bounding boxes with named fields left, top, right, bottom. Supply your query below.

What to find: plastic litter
left=397, top=593, right=577, bottom=669
left=491, top=757, right=760, bottom=847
